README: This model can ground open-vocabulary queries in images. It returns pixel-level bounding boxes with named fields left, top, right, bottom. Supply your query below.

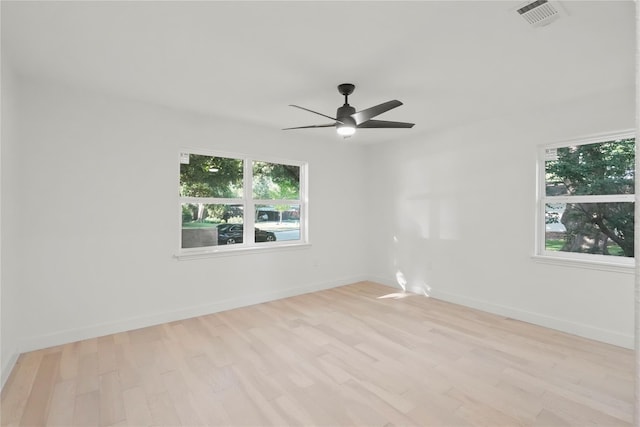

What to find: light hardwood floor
left=1, top=281, right=635, bottom=426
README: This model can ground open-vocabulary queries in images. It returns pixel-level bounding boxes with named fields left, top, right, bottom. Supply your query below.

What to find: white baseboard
left=12, top=272, right=630, bottom=382
left=1, top=348, right=19, bottom=391
left=19, top=275, right=367, bottom=354
left=367, top=276, right=634, bottom=349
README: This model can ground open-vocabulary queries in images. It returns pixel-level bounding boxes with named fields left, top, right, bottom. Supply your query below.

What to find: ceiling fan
left=283, top=83, right=415, bottom=138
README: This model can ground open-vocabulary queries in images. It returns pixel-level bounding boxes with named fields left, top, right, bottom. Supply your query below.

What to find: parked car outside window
left=216, top=224, right=276, bottom=245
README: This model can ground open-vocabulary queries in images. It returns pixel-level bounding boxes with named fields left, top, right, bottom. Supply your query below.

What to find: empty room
left=1, top=1, right=638, bottom=426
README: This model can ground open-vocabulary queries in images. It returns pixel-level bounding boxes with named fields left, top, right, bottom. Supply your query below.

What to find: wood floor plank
left=272, top=393, right=316, bottom=425
left=113, top=342, right=144, bottom=391
left=58, top=342, right=80, bottom=381
left=231, top=364, right=289, bottom=426
left=217, top=387, right=271, bottom=426
left=1, top=281, right=634, bottom=426
left=97, top=335, right=117, bottom=375
left=75, top=352, right=99, bottom=395
left=540, top=389, right=632, bottom=426
left=78, top=338, right=98, bottom=356
left=19, top=352, right=61, bottom=426
left=121, top=386, right=153, bottom=426
left=278, top=385, right=343, bottom=426
left=99, top=371, right=126, bottom=426
left=72, top=390, right=100, bottom=427
left=160, top=371, right=208, bottom=426
left=146, top=391, right=181, bottom=427
left=341, top=378, right=416, bottom=426
left=188, top=389, right=231, bottom=426
left=45, top=379, right=75, bottom=426
left=1, top=351, right=44, bottom=426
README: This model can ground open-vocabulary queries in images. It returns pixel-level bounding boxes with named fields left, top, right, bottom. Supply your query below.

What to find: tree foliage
left=180, top=155, right=244, bottom=198
left=545, top=138, right=635, bottom=257
left=180, top=154, right=300, bottom=223
left=253, top=161, right=300, bottom=200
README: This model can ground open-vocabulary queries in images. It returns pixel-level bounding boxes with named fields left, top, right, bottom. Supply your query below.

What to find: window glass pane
left=253, top=161, right=300, bottom=200
left=545, top=138, right=635, bottom=196
left=180, top=154, right=243, bottom=198
left=216, top=223, right=246, bottom=246
left=544, top=202, right=634, bottom=257
left=181, top=203, right=243, bottom=248
left=255, top=204, right=300, bottom=243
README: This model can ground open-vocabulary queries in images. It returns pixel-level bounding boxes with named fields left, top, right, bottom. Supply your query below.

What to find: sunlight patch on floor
left=378, top=270, right=432, bottom=299
left=378, top=292, right=415, bottom=300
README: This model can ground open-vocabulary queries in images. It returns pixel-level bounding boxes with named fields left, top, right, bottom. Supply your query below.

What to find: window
left=179, top=151, right=307, bottom=254
left=537, top=131, right=635, bottom=266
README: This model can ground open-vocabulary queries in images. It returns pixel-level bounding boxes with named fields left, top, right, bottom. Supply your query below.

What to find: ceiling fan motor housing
left=336, top=104, right=356, bottom=129
left=337, top=104, right=355, bottom=120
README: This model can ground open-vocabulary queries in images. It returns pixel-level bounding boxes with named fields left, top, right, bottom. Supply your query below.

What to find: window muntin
left=538, top=133, right=635, bottom=263
left=179, top=152, right=306, bottom=253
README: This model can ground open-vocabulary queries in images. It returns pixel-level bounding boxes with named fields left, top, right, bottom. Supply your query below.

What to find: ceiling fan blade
left=289, top=105, right=343, bottom=123
left=282, top=123, right=335, bottom=130
left=357, top=119, right=415, bottom=128
left=351, top=100, right=403, bottom=125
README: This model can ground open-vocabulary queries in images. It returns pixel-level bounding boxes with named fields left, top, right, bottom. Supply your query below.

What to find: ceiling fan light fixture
left=336, top=124, right=356, bottom=137
left=336, top=114, right=356, bottom=137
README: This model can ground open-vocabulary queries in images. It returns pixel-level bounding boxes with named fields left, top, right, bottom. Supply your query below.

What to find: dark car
left=217, top=224, right=276, bottom=245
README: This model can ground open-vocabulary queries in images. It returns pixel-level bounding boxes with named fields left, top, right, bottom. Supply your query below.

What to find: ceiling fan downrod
left=338, top=83, right=355, bottom=105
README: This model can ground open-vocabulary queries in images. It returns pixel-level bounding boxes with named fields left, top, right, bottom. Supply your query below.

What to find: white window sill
left=532, top=254, right=635, bottom=274
left=175, top=242, right=311, bottom=260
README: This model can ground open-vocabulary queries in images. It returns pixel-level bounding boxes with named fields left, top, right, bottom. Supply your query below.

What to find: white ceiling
left=2, top=1, right=636, bottom=144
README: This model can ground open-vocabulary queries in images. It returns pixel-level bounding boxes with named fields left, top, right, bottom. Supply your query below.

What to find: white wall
left=1, top=63, right=22, bottom=387
left=6, top=76, right=368, bottom=354
left=365, top=86, right=636, bottom=348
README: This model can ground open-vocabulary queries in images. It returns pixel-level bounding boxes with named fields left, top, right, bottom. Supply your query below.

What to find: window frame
left=534, top=130, right=635, bottom=271
left=177, top=149, right=309, bottom=258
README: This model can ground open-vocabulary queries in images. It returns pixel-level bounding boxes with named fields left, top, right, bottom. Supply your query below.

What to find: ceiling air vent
left=516, top=0, right=565, bottom=27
